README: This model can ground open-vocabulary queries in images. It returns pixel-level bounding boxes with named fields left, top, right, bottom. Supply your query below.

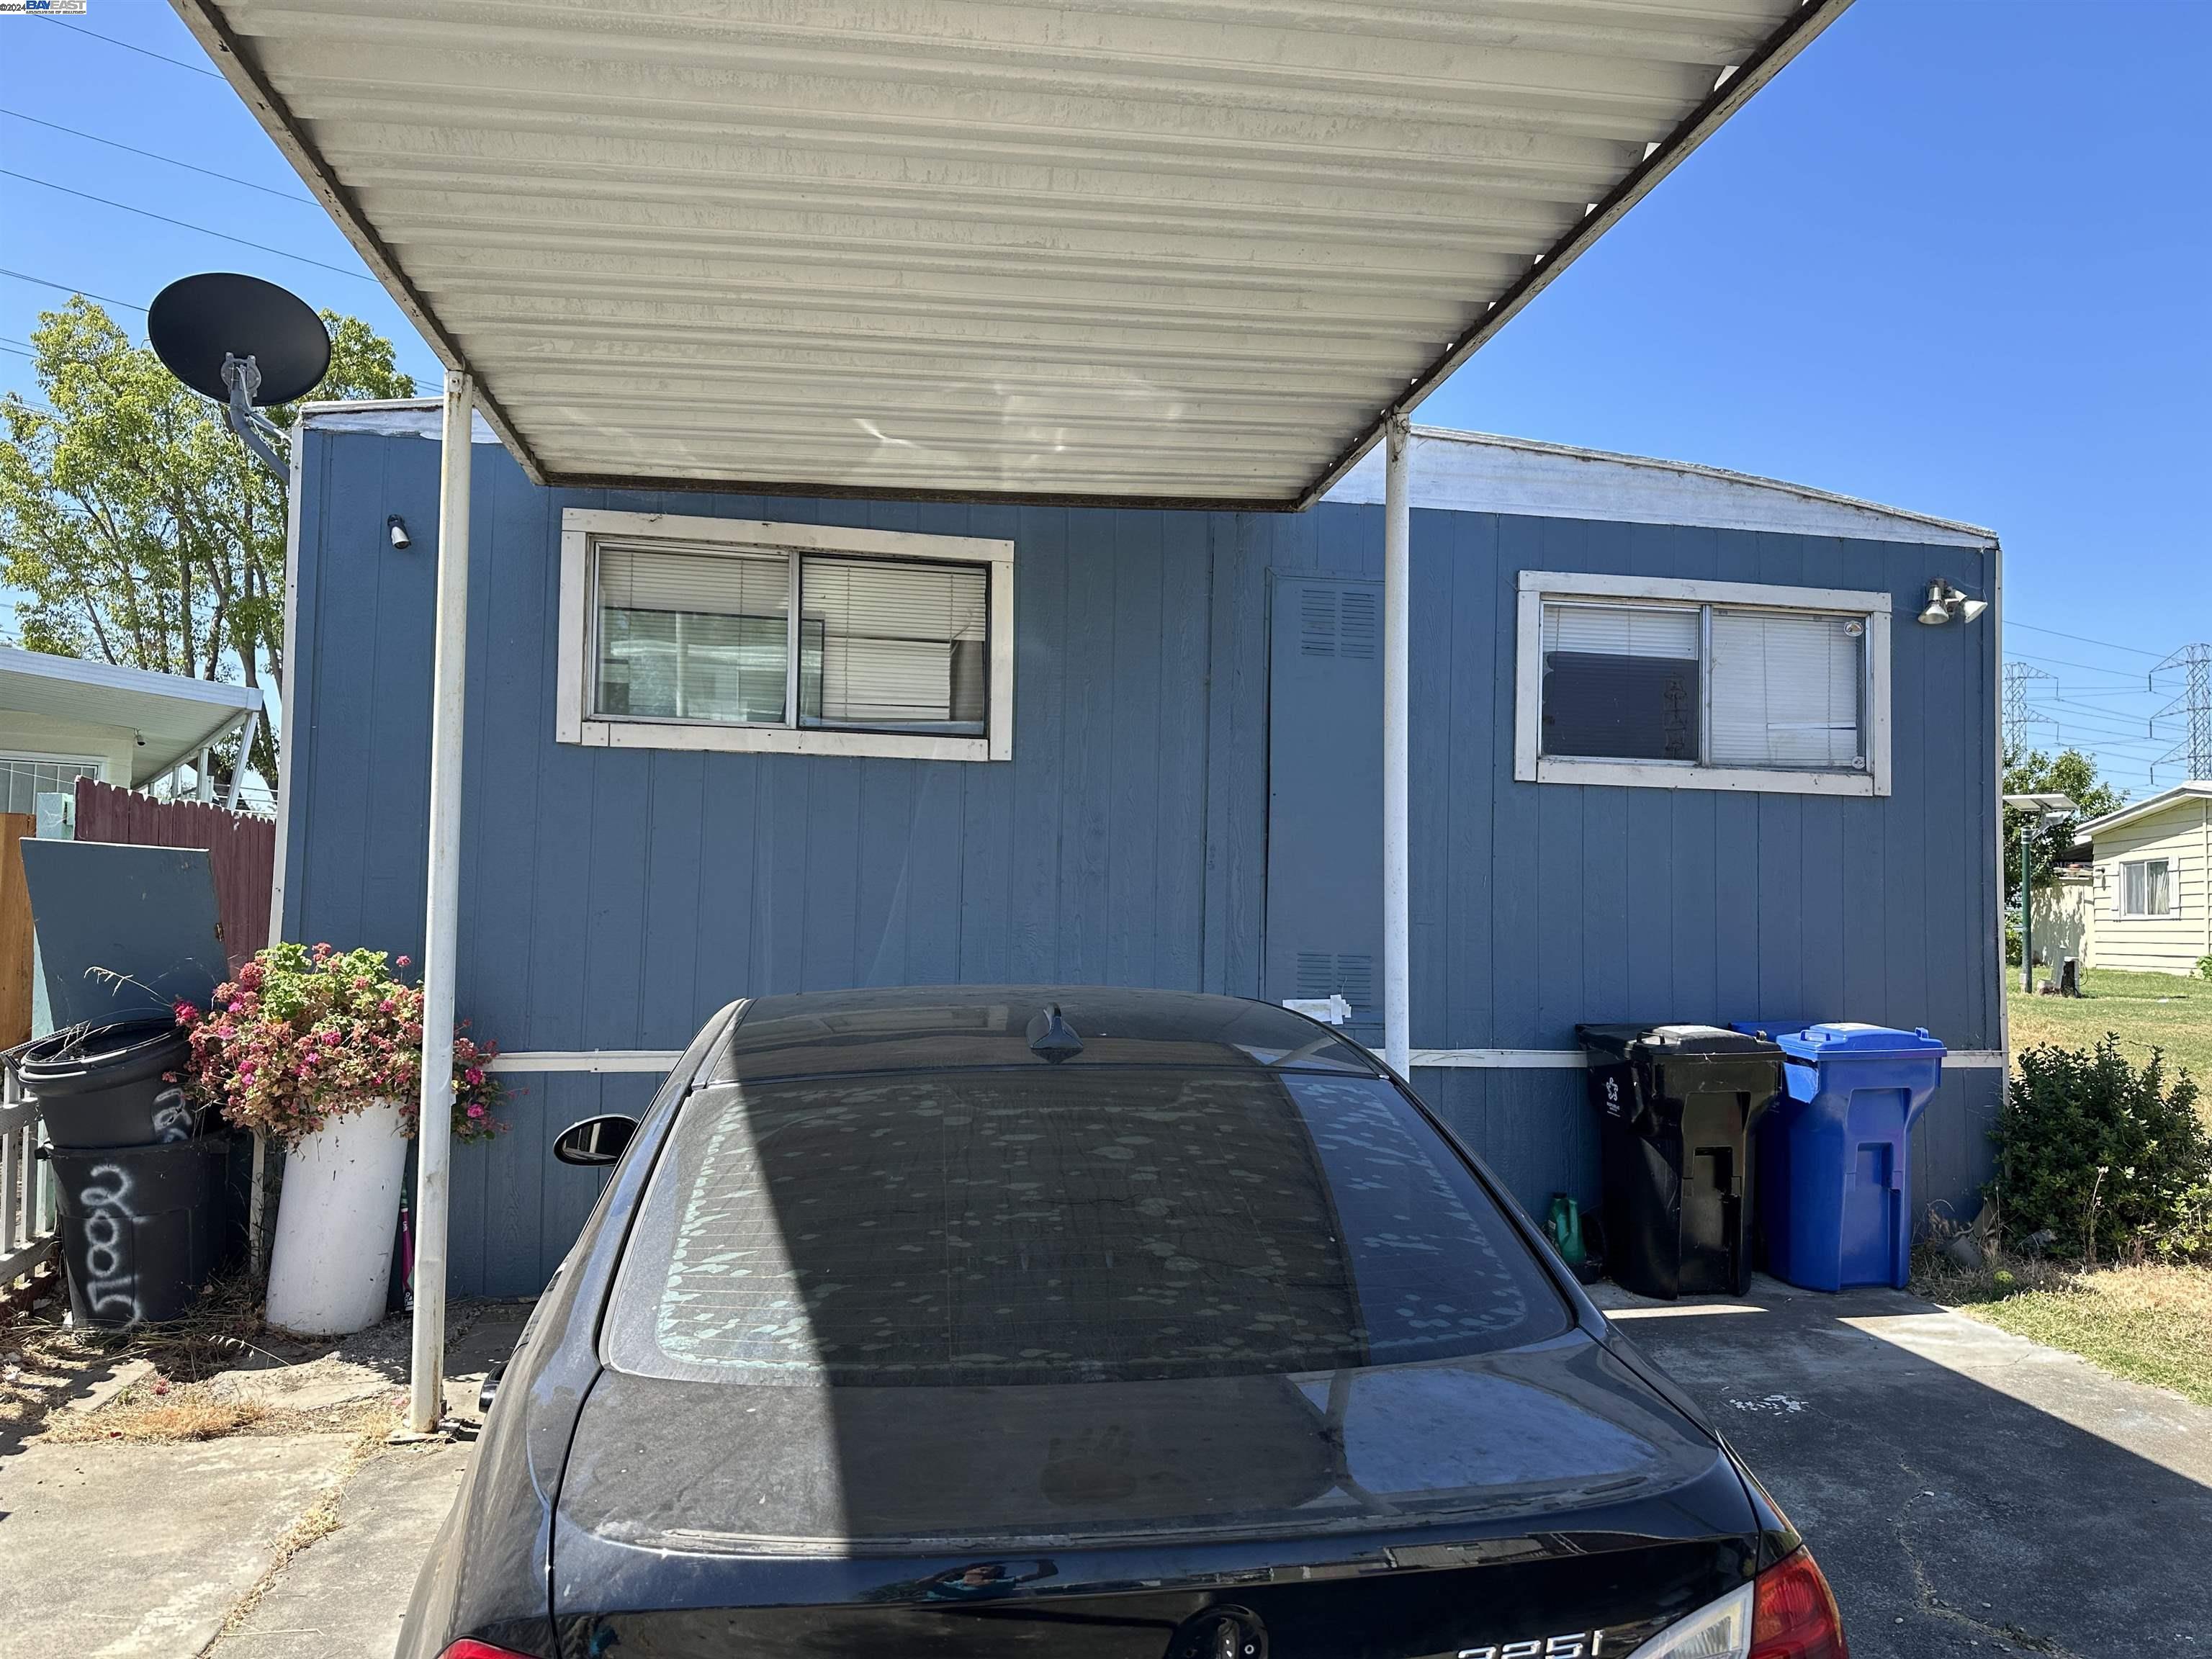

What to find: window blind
left=801, top=556, right=989, bottom=734
left=1539, top=603, right=1700, bottom=763
left=1542, top=603, right=1699, bottom=660
left=596, top=542, right=790, bottom=723
left=1708, top=610, right=1863, bottom=770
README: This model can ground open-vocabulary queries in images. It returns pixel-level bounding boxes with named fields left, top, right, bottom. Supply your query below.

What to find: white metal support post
left=408, top=369, right=474, bottom=1435
left=1381, top=415, right=1411, bottom=1077
left=224, top=708, right=259, bottom=811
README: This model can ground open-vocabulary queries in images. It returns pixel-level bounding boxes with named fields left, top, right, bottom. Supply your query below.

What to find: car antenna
left=1027, top=1003, right=1083, bottom=1064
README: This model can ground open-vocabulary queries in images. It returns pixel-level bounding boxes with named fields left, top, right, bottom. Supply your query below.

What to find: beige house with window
left=2072, top=783, right=2212, bottom=976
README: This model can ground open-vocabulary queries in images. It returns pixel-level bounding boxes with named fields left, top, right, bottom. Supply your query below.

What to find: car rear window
left=604, top=1067, right=1568, bottom=1387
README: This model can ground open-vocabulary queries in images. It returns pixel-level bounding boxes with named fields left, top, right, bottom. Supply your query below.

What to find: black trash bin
left=45, top=1137, right=233, bottom=1328
left=1576, top=1023, right=1782, bottom=1300
left=19, top=1020, right=199, bottom=1148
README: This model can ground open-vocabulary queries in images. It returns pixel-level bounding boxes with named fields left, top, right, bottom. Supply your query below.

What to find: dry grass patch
left=42, top=1383, right=271, bottom=1444
left=43, top=1375, right=402, bottom=1444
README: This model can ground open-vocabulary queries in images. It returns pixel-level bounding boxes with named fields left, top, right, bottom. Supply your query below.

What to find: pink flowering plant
left=176, top=941, right=505, bottom=1146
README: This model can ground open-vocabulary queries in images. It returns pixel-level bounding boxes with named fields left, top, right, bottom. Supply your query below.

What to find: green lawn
left=2007, top=965, right=2212, bottom=1090
left=1925, top=1259, right=2212, bottom=1409
left=1925, top=963, right=2212, bottom=1404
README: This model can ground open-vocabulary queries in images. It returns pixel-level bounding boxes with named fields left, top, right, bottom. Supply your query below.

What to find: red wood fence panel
left=73, top=779, right=276, bottom=976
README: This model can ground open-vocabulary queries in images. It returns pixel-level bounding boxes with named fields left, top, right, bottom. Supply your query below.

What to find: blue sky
left=4, top=1, right=2206, bottom=796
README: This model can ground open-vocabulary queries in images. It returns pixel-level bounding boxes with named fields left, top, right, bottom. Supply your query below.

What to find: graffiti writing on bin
left=150, top=1087, right=195, bottom=1143
left=77, top=1162, right=141, bottom=1323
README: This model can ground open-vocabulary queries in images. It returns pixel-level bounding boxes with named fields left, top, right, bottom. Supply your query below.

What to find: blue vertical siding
left=289, top=431, right=2002, bottom=1294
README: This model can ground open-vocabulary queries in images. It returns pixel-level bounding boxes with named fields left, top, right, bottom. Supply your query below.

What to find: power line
left=28, top=14, right=226, bottom=80
left=0, top=109, right=317, bottom=205
left=0, top=344, right=33, bottom=360
left=0, top=267, right=148, bottom=313
left=2006, top=649, right=2145, bottom=680
left=0, top=168, right=374, bottom=283
left=2005, top=619, right=2162, bottom=658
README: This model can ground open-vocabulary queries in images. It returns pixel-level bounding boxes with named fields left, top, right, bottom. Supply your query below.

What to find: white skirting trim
left=486, top=1050, right=683, bottom=1074
left=489, top=1046, right=2009, bottom=1075
left=1411, top=1048, right=2007, bottom=1070
left=1408, top=1048, right=1589, bottom=1069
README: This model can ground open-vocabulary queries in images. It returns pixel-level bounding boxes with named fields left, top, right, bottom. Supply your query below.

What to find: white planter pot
left=264, top=1098, right=409, bottom=1336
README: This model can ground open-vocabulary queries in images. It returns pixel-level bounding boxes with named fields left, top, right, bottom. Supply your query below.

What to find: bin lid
left=1774, top=1022, right=1946, bottom=1061
left=1576, top=1022, right=1779, bottom=1058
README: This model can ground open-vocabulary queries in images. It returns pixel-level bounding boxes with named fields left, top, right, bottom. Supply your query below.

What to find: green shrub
left=2198, top=953, right=2212, bottom=982
left=1995, top=1037, right=2212, bottom=1264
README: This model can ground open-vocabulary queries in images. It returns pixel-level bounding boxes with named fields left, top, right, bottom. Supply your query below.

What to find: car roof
left=705, top=985, right=1382, bottom=1084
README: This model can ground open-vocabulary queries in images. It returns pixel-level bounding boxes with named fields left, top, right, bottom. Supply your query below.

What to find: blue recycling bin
left=1733, top=1022, right=1946, bottom=1291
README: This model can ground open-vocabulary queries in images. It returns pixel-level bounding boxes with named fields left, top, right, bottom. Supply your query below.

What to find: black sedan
left=399, top=987, right=1845, bottom=1659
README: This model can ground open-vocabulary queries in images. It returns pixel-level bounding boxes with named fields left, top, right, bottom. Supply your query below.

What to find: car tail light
left=1750, top=1548, right=1848, bottom=1659
left=439, top=1643, right=534, bottom=1659
left=1622, top=1547, right=1845, bottom=1659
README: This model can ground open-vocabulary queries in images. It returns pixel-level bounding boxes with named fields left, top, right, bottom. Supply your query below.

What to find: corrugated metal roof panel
left=177, top=0, right=1845, bottom=505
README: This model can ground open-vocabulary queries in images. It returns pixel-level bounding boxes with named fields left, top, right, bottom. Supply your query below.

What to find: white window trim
left=2116, top=857, right=2177, bottom=918
left=559, top=508, right=1013, bottom=762
left=0, top=751, right=107, bottom=775
left=1513, top=570, right=1892, bottom=797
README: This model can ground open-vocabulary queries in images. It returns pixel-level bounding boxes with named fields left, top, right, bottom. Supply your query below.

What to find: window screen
left=2123, top=860, right=2172, bottom=917
left=801, top=555, right=988, bottom=734
left=0, top=758, right=102, bottom=814
left=605, top=1068, right=1565, bottom=1389
left=1538, top=595, right=1869, bottom=773
left=596, top=543, right=789, bottom=724
left=1540, top=603, right=1700, bottom=761
left=1709, top=610, right=1865, bottom=769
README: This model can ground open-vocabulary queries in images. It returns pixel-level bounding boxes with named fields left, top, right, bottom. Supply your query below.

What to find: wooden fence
left=73, top=779, right=276, bottom=976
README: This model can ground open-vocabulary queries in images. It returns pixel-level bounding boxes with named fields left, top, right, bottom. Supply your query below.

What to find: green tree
left=2002, top=742, right=2123, bottom=902
left=0, top=297, right=415, bottom=797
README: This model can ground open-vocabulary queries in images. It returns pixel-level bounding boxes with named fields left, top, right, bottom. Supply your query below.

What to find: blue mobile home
left=280, top=407, right=2005, bottom=1297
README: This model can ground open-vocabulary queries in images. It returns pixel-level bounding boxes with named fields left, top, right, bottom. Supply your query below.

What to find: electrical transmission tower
left=2002, top=661, right=2054, bottom=750
left=2149, top=643, right=2212, bottom=783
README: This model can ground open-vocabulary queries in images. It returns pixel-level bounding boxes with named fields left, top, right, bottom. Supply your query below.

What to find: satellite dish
left=148, top=272, right=329, bottom=407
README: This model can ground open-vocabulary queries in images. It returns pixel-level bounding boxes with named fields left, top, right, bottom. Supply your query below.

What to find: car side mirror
left=552, top=1114, right=638, bottom=1166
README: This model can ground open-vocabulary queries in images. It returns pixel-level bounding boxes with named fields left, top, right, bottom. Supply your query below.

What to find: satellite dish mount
left=148, top=273, right=332, bottom=482
left=217, top=352, right=288, bottom=478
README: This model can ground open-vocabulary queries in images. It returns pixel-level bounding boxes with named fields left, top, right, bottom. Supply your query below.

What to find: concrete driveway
left=8, top=1284, right=2206, bottom=1657
left=0, top=1300, right=526, bottom=1659
left=1603, top=1277, right=2212, bottom=1655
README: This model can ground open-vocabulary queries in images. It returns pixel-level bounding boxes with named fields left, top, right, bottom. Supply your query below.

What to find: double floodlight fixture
left=1917, top=580, right=1989, bottom=627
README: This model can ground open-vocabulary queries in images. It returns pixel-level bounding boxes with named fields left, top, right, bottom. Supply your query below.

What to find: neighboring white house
left=0, top=647, right=264, bottom=814
left=2072, top=783, right=2212, bottom=976
left=2029, top=868, right=2096, bottom=973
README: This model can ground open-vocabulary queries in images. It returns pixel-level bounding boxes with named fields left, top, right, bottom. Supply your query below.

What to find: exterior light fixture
left=1917, top=580, right=1987, bottom=626
left=387, top=514, right=412, bottom=550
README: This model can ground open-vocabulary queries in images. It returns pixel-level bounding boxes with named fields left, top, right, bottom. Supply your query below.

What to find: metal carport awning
left=171, top=0, right=1849, bottom=1431
left=176, top=0, right=1845, bottom=508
